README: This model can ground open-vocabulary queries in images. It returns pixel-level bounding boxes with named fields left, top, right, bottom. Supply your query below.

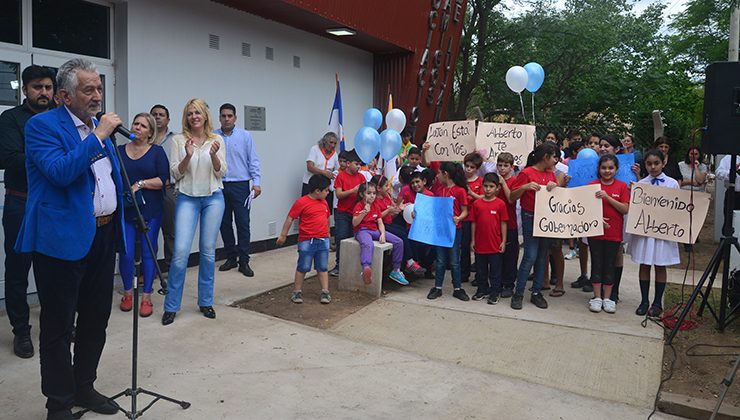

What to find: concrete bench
left=338, top=238, right=393, bottom=298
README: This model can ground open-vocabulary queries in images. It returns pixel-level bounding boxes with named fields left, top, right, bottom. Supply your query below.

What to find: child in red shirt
left=471, top=173, right=509, bottom=304
left=508, top=143, right=559, bottom=310
left=352, top=183, right=408, bottom=286
left=587, top=154, right=629, bottom=314
left=462, top=152, right=484, bottom=283
left=427, top=162, right=470, bottom=301
left=331, top=150, right=367, bottom=276
left=495, top=152, right=519, bottom=298
left=277, top=174, right=332, bottom=304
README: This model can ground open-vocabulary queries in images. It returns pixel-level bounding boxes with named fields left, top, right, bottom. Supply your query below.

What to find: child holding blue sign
left=627, top=149, right=680, bottom=317
left=427, top=162, right=470, bottom=301
left=352, top=183, right=408, bottom=286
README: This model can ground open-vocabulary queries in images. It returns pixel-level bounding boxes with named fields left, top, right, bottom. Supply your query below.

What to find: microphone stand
left=73, top=132, right=190, bottom=419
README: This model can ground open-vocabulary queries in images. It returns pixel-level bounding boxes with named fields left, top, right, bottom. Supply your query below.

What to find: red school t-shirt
left=470, top=197, right=509, bottom=254
left=287, top=195, right=330, bottom=241
left=496, top=176, right=518, bottom=231
left=510, top=167, right=557, bottom=213
left=588, top=178, right=630, bottom=242
left=352, top=201, right=382, bottom=232
left=465, top=176, right=483, bottom=222
left=399, top=185, right=433, bottom=204
left=435, top=184, right=468, bottom=228
left=335, top=170, right=367, bottom=213
left=374, top=195, right=394, bottom=224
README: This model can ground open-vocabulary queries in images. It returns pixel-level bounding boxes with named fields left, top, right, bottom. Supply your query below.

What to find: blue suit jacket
left=15, top=106, right=126, bottom=261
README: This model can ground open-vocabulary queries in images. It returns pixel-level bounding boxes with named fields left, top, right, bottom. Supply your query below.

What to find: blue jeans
left=165, top=191, right=225, bottom=312
left=119, top=217, right=162, bottom=294
left=435, top=228, right=462, bottom=289
left=333, top=210, right=353, bottom=267
left=515, top=211, right=549, bottom=295
left=220, top=181, right=251, bottom=263
left=296, top=238, right=330, bottom=273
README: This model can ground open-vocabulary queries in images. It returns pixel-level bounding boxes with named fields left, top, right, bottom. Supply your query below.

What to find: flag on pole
left=328, top=74, right=345, bottom=152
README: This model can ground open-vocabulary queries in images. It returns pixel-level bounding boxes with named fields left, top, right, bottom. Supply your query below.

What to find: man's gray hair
left=57, top=58, right=98, bottom=93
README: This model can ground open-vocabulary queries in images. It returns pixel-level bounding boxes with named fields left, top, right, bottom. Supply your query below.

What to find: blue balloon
left=354, top=126, right=381, bottom=164
left=524, top=62, right=545, bottom=93
left=577, top=147, right=599, bottom=160
left=379, top=129, right=402, bottom=161
left=362, top=108, right=383, bottom=130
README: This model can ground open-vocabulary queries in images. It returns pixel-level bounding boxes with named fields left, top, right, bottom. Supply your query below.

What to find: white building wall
left=121, top=0, right=373, bottom=251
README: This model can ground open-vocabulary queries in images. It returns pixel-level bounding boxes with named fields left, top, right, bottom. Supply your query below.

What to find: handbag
left=123, top=190, right=145, bottom=210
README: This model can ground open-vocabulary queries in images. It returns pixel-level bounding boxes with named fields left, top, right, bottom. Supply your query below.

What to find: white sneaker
left=589, top=297, right=603, bottom=312
left=564, top=249, right=578, bottom=260
left=602, top=298, right=616, bottom=313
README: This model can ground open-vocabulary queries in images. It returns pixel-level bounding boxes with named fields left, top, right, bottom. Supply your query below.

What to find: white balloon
left=505, top=66, right=529, bottom=93
left=403, top=203, right=415, bottom=225
left=386, top=108, right=407, bottom=132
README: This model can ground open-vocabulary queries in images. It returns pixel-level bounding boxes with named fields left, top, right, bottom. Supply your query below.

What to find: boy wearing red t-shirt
left=496, top=152, right=519, bottom=298
left=277, top=174, right=332, bottom=304
left=462, top=152, right=484, bottom=283
left=471, top=173, right=509, bottom=304
left=330, top=150, right=366, bottom=276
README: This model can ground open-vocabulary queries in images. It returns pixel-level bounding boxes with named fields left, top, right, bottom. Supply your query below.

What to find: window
left=0, top=0, right=22, bottom=45
left=32, top=0, right=111, bottom=59
left=0, top=61, right=21, bottom=106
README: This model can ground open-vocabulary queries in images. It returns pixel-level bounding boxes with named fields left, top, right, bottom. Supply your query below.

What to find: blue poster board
left=567, top=157, right=598, bottom=188
left=408, top=194, right=456, bottom=247
left=616, top=153, right=638, bottom=185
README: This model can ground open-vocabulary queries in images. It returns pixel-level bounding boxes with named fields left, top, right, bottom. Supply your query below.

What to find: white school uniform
left=627, top=173, right=680, bottom=266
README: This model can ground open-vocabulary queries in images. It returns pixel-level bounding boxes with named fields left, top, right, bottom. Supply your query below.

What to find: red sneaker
left=362, top=266, right=372, bottom=285
left=139, top=299, right=153, bottom=317
left=120, top=294, right=133, bottom=312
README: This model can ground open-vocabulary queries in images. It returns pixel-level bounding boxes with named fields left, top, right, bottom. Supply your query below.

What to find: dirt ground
left=235, top=276, right=376, bottom=329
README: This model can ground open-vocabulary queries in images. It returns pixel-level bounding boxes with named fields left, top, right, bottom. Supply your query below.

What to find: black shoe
left=570, top=275, right=588, bottom=288
left=647, top=305, right=663, bottom=317
left=500, top=288, right=514, bottom=298
left=219, top=258, right=237, bottom=271
left=452, top=289, right=470, bottom=301
left=470, top=279, right=478, bottom=287
left=161, top=311, right=176, bottom=325
left=487, top=294, right=500, bottom=305
left=13, top=334, right=34, bottom=359
left=549, top=276, right=558, bottom=286
left=427, top=287, right=442, bottom=300
left=74, top=388, right=120, bottom=415
left=511, top=294, right=524, bottom=310
left=199, top=306, right=216, bottom=319
left=424, top=269, right=434, bottom=279
left=238, top=262, right=254, bottom=277
left=635, top=302, right=649, bottom=316
left=472, top=292, right=488, bottom=301
left=530, top=293, right=548, bottom=309
left=47, top=409, right=74, bottom=420
left=581, top=281, right=594, bottom=293
left=461, top=277, right=469, bottom=283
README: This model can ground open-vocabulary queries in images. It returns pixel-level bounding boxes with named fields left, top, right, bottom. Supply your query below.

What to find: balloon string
left=518, top=93, right=526, bottom=122
left=531, top=94, right=536, bottom=125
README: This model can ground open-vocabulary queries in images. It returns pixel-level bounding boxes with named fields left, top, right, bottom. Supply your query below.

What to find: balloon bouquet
left=505, top=62, right=545, bottom=124
left=355, top=108, right=405, bottom=164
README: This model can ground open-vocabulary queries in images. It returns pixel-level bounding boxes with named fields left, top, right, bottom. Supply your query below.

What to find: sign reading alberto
left=626, top=183, right=710, bottom=244
left=475, top=122, right=535, bottom=167
left=424, top=120, right=476, bottom=162
left=534, top=184, right=604, bottom=238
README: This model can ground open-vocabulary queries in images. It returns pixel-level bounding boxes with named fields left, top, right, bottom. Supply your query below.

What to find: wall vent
left=293, top=56, right=301, bottom=68
left=209, top=34, right=220, bottom=50
left=241, top=42, right=251, bottom=57
left=268, top=221, right=277, bottom=236
left=265, top=46, right=274, bottom=61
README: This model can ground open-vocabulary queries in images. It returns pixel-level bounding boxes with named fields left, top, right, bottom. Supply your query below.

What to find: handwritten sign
left=424, top=120, right=476, bottom=162
left=409, top=194, right=456, bottom=247
left=616, top=154, right=638, bottom=185
left=533, top=185, right=604, bottom=238
left=567, top=157, right=598, bottom=188
left=626, top=183, right=710, bottom=244
left=475, top=122, right=536, bottom=167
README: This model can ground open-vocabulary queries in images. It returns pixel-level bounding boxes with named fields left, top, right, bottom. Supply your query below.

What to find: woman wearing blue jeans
left=163, top=98, right=227, bottom=325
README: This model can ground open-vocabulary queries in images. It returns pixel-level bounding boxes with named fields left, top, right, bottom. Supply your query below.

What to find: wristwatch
left=137, top=180, right=144, bottom=189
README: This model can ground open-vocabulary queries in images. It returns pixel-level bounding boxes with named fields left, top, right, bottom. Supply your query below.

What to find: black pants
left=3, top=194, right=33, bottom=336
left=461, top=221, right=474, bottom=280
left=475, top=252, right=503, bottom=296
left=33, top=222, right=117, bottom=412
left=221, top=181, right=252, bottom=263
left=588, top=239, right=620, bottom=286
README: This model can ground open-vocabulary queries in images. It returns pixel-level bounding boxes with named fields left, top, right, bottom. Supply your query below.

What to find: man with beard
left=0, top=64, right=55, bottom=358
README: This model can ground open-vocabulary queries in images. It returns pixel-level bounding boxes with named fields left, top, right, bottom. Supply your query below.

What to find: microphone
left=95, top=112, right=135, bottom=140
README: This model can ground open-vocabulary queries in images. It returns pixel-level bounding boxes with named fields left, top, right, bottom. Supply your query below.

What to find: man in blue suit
left=15, top=58, right=127, bottom=420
